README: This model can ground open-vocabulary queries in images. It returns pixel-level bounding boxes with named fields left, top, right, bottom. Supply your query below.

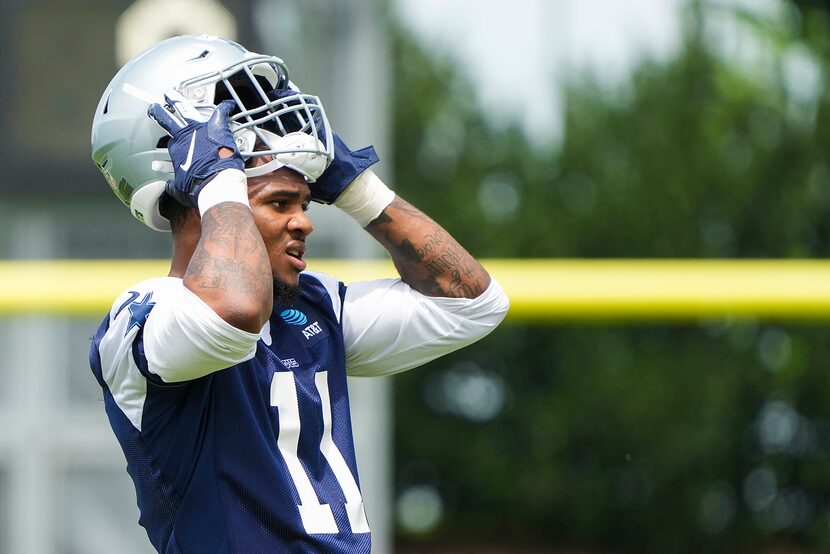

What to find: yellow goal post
left=4, top=259, right=830, bottom=322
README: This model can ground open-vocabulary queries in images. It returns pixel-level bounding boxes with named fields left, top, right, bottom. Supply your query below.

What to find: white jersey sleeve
left=304, top=271, right=509, bottom=377
left=115, top=277, right=260, bottom=383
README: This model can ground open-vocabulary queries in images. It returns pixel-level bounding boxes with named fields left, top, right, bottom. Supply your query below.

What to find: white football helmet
left=91, top=35, right=334, bottom=231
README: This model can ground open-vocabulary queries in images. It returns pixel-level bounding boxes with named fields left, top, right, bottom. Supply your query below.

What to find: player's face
left=245, top=162, right=313, bottom=300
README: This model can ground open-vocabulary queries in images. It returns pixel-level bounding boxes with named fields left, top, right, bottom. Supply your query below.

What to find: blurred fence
left=6, top=258, right=830, bottom=320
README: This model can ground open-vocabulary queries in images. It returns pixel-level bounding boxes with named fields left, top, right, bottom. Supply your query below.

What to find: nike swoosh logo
left=179, top=132, right=197, bottom=171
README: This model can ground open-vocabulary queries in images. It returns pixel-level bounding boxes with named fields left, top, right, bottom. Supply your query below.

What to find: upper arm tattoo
left=187, top=203, right=271, bottom=296
left=366, top=197, right=489, bottom=298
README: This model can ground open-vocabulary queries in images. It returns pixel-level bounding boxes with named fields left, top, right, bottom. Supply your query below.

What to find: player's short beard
left=273, top=278, right=299, bottom=306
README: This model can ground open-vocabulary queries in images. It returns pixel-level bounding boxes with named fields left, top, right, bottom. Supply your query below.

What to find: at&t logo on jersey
left=280, top=309, right=308, bottom=326
left=280, top=308, right=328, bottom=345
left=302, top=322, right=323, bottom=340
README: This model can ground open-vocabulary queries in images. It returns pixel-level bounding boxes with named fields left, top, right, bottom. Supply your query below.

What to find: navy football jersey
left=90, top=268, right=508, bottom=553
left=90, top=273, right=370, bottom=553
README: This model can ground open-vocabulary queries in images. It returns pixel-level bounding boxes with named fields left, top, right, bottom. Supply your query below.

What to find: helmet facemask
left=180, top=54, right=333, bottom=182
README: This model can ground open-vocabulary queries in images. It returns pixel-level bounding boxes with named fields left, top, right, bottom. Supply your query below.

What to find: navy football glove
left=148, top=91, right=244, bottom=208
left=266, top=87, right=379, bottom=204
left=311, top=134, right=380, bottom=204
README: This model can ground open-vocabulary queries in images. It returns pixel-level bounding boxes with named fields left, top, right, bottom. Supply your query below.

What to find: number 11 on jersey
left=270, top=370, right=371, bottom=535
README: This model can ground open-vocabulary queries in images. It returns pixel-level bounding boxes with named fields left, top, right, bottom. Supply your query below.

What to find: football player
left=89, top=35, right=509, bottom=553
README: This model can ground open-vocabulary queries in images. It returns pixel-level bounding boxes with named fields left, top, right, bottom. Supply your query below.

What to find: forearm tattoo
left=366, top=198, right=489, bottom=298
left=186, top=203, right=271, bottom=296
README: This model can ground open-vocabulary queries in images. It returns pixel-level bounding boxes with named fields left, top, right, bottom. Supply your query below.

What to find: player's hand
left=311, top=134, right=380, bottom=204
left=267, top=87, right=379, bottom=204
left=148, top=91, right=244, bottom=208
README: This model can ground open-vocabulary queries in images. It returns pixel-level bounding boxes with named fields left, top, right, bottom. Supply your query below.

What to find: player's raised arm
left=363, top=194, right=490, bottom=299
left=148, top=92, right=273, bottom=332
left=294, top=128, right=508, bottom=377
left=304, top=134, right=493, bottom=299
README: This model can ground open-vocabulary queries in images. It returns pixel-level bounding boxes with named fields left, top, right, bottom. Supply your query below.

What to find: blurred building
left=0, top=0, right=392, bottom=552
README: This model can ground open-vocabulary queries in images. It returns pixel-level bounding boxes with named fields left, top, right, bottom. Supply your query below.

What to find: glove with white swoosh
left=148, top=90, right=244, bottom=208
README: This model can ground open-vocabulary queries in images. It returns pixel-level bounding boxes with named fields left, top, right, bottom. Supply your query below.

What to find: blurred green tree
left=391, top=1, right=830, bottom=553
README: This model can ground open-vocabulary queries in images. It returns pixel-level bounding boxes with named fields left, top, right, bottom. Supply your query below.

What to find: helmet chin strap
left=244, top=155, right=289, bottom=178
left=241, top=129, right=330, bottom=181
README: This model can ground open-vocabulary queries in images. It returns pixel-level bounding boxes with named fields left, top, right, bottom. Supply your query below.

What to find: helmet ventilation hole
left=101, top=90, right=112, bottom=115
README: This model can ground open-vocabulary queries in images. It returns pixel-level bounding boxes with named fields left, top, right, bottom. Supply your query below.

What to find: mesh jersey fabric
left=90, top=273, right=371, bottom=553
